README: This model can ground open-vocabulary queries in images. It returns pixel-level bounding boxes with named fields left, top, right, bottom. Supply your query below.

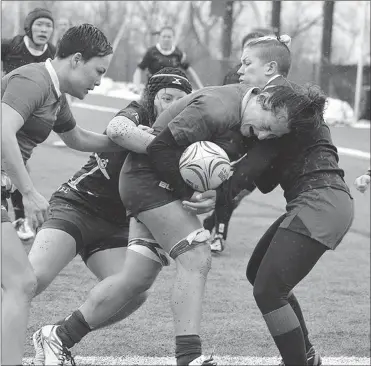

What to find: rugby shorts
left=119, top=154, right=177, bottom=217
left=40, top=189, right=129, bottom=263
left=280, top=187, right=354, bottom=250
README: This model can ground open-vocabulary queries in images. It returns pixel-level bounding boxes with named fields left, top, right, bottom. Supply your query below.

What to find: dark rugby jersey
left=2, top=62, right=76, bottom=164
left=60, top=101, right=149, bottom=224
left=255, top=121, right=351, bottom=202
left=145, top=84, right=257, bottom=199
left=2, top=35, right=56, bottom=75
left=138, top=45, right=189, bottom=76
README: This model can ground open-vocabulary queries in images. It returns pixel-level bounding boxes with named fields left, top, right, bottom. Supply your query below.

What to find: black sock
left=175, top=335, right=202, bottom=365
left=273, top=327, right=307, bottom=366
left=288, top=293, right=313, bottom=352
left=11, top=189, right=25, bottom=220
left=56, top=310, right=91, bottom=349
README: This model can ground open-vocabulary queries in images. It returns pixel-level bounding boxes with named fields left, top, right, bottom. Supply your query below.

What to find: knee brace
left=169, top=228, right=210, bottom=260
left=128, top=238, right=170, bottom=266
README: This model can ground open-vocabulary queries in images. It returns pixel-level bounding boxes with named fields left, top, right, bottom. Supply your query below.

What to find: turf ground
left=15, top=95, right=370, bottom=364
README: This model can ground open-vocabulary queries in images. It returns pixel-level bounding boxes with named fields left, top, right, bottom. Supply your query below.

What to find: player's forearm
left=147, top=127, right=194, bottom=200
left=106, top=117, right=154, bottom=153
left=1, top=128, right=36, bottom=195
left=59, top=126, right=124, bottom=152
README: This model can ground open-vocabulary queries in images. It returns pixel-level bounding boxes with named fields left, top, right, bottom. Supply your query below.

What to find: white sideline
left=72, top=102, right=370, bottom=161
left=23, top=356, right=370, bottom=365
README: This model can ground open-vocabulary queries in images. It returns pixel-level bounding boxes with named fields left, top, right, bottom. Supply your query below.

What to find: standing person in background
left=132, top=26, right=203, bottom=92
left=53, top=16, right=72, bottom=46
left=1, top=7, right=56, bottom=241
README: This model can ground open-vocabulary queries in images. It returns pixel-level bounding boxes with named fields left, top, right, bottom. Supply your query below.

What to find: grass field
left=15, top=96, right=370, bottom=364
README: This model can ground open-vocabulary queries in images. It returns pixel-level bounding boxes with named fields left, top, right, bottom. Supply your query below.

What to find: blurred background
left=2, top=0, right=370, bottom=123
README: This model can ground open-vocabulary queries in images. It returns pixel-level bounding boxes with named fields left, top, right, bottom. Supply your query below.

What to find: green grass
left=15, top=104, right=370, bottom=359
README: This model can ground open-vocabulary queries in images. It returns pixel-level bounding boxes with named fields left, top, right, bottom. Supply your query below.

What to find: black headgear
left=148, top=69, right=192, bottom=101
left=24, top=8, right=54, bottom=39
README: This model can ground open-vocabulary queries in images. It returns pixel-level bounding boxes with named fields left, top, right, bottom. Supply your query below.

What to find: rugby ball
left=179, top=141, right=231, bottom=192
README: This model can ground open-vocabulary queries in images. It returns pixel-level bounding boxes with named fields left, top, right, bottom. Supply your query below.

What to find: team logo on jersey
left=95, top=154, right=110, bottom=179
left=172, top=78, right=182, bottom=85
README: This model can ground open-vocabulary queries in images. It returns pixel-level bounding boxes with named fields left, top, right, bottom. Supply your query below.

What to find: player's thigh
left=29, top=228, right=77, bottom=293
left=2, top=222, right=36, bottom=293
left=86, top=247, right=128, bottom=280
left=137, top=200, right=203, bottom=254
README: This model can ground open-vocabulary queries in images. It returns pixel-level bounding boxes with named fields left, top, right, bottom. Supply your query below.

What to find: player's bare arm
left=2, top=103, right=49, bottom=228
left=57, top=124, right=125, bottom=152
left=106, top=115, right=155, bottom=153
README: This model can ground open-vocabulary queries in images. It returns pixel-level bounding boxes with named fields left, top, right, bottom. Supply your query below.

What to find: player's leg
left=1, top=208, right=37, bottom=365
left=37, top=220, right=162, bottom=362
left=246, top=214, right=317, bottom=357
left=138, top=201, right=213, bottom=365
left=29, top=228, right=77, bottom=295
left=252, top=228, right=327, bottom=366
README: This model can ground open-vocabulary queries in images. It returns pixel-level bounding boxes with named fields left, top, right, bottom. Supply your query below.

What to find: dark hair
left=159, top=26, right=175, bottom=35
left=56, top=24, right=113, bottom=61
left=266, top=84, right=327, bottom=133
left=241, top=28, right=273, bottom=48
left=140, top=67, right=192, bottom=124
left=245, top=36, right=291, bottom=77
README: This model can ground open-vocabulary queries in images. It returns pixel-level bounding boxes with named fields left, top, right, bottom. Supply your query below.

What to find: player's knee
left=253, top=280, right=285, bottom=313
left=7, top=266, right=37, bottom=300
left=174, top=236, right=212, bottom=278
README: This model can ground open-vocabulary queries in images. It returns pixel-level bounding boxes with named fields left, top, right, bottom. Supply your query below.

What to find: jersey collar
left=156, top=43, right=176, bottom=56
left=45, top=58, right=62, bottom=98
left=23, top=35, right=49, bottom=56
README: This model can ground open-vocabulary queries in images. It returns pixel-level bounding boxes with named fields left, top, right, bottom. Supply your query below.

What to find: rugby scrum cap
left=24, top=8, right=54, bottom=39
left=148, top=67, right=192, bottom=99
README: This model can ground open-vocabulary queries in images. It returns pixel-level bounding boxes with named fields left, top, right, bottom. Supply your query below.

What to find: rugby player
left=205, top=34, right=292, bottom=253
left=185, top=77, right=352, bottom=366
left=133, top=26, right=203, bottom=91
left=2, top=7, right=56, bottom=240
left=1, top=24, right=118, bottom=366
left=116, top=84, right=319, bottom=366
left=29, top=68, right=193, bottom=365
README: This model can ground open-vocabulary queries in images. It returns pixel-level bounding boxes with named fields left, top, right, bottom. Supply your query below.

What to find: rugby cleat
left=32, top=329, right=45, bottom=365
left=210, top=234, right=225, bottom=253
left=278, top=346, right=322, bottom=366
left=36, top=325, right=75, bottom=366
left=189, top=355, right=217, bottom=365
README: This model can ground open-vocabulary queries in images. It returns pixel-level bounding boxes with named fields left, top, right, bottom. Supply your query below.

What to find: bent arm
left=147, top=127, right=194, bottom=200
left=58, top=125, right=124, bottom=152
left=133, top=67, right=144, bottom=90
left=106, top=115, right=154, bottom=153
left=1, top=103, right=36, bottom=195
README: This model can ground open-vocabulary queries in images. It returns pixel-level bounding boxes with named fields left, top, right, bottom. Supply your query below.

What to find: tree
left=319, top=0, right=335, bottom=94
left=271, top=1, right=281, bottom=35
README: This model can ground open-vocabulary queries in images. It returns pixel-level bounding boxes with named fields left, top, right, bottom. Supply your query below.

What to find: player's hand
left=137, top=125, right=154, bottom=134
left=22, top=190, right=49, bottom=230
left=182, top=190, right=216, bottom=214
left=354, top=174, right=371, bottom=193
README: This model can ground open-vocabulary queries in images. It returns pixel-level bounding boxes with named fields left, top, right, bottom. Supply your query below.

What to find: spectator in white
left=1, top=7, right=55, bottom=241
left=354, top=168, right=371, bottom=193
left=132, top=26, right=203, bottom=92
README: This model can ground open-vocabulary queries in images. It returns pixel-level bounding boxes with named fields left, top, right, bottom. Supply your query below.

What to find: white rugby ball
left=179, top=141, right=231, bottom=192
